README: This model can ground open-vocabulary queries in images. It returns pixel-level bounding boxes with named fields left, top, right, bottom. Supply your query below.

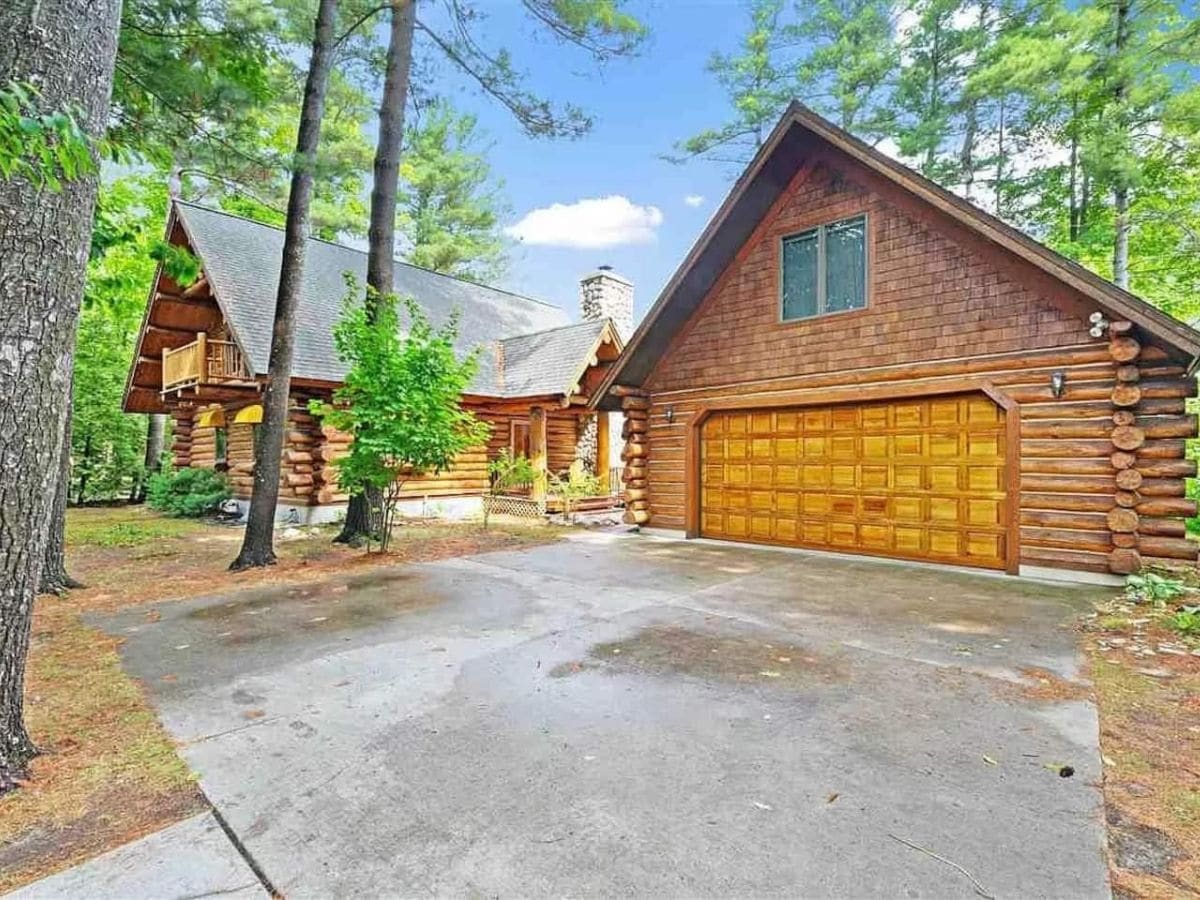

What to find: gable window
left=781, top=214, right=867, bottom=321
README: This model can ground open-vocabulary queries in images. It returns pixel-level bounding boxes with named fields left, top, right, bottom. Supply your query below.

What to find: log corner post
left=1107, top=322, right=1144, bottom=575
left=529, top=405, right=547, bottom=501
left=1105, top=322, right=1200, bottom=574
left=616, top=385, right=650, bottom=526
left=595, top=411, right=610, bottom=492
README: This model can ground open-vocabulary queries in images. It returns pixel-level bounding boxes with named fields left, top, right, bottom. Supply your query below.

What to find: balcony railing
left=161, top=332, right=252, bottom=392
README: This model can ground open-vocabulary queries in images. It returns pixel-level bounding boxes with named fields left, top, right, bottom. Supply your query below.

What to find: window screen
left=781, top=215, right=867, bottom=320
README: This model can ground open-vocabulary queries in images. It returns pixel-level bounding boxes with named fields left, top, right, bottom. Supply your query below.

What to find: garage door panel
left=700, top=393, right=1007, bottom=570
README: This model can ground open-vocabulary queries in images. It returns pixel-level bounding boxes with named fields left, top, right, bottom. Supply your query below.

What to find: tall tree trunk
left=135, top=413, right=165, bottom=502
left=40, top=386, right=82, bottom=595
left=1113, top=186, right=1130, bottom=289
left=231, top=0, right=339, bottom=570
left=1110, top=0, right=1132, bottom=290
left=924, top=18, right=941, bottom=177
left=994, top=97, right=1006, bottom=218
left=1068, top=96, right=1080, bottom=242
left=336, top=0, right=416, bottom=547
left=0, top=0, right=121, bottom=791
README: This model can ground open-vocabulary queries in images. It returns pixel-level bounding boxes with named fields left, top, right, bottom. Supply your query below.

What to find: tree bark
left=133, top=413, right=166, bottom=502
left=231, top=0, right=339, bottom=570
left=40, top=391, right=83, bottom=595
left=0, top=0, right=121, bottom=791
left=337, top=0, right=416, bottom=547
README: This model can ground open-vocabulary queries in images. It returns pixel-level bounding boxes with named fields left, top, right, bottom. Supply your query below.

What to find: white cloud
left=505, top=195, right=663, bottom=249
left=684, top=194, right=705, bottom=208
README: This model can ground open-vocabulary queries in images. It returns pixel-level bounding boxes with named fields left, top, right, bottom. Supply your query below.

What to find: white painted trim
left=637, top=526, right=688, bottom=540
left=1019, top=564, right=1123, bottom=587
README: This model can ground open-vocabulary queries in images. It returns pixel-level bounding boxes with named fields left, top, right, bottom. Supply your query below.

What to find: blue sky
left=424, top=1, right=756, bottom=323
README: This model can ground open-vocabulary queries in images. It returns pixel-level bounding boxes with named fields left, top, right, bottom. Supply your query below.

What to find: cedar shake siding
left=601, top=104, right=1199, bottom=578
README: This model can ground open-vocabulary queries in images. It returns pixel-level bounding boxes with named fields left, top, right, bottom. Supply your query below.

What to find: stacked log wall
left=190, top=408, right=219, bottom=469
left=1104, top=324, right=1200, bottom=573
left=279, top=398, right=320, bottom=504
left=634, top=154, right=1198, bottom=575
left=170, top=410, right=193, bottom=468
left=226, top=421, right=255, bottom=496
left=310, top=398, right=585, bottom=503
left=617, top=387, right=651, bottom=525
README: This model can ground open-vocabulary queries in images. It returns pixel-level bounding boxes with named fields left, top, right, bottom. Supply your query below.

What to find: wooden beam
left=529, top=406, right=547, bottom=501
left=150, top=297, right=220, bottom=332
left=596, top=412, right=610, bottom=492
left=182, top=274, right=209, bottom=298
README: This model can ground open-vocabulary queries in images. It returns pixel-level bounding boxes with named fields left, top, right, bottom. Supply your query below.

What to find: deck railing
left=161, top=332, right=251, bottom=392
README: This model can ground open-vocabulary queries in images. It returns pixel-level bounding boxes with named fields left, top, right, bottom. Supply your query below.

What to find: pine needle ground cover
left=1084, top=587, right=1200, bottom=897
left=0, top=505, right=557, bottom=890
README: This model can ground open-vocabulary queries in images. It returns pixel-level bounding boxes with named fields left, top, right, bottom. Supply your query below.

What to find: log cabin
left=123, top=201, right=627, bottom=523
left=594, top=103, right=1200, bottom=583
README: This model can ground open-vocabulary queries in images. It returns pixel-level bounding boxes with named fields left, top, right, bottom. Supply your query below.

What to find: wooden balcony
left=161, top=332, right=253, bottom=393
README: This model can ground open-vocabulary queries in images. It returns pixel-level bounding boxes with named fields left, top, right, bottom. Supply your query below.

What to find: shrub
left=549, top=460, right=602, bottom=524
left=1124, top=572, right=1191, bottom=608
left=1169, top=606, right=1200, bottom=636
left=146, top=467, right=231, bottom=518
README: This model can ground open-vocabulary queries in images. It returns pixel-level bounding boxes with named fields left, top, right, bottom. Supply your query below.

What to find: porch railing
left=161, top=332, right=251, bottom=392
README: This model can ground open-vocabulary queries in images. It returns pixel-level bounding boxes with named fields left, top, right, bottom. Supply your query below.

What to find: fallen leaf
left=242, top=709, right=266, bottom=720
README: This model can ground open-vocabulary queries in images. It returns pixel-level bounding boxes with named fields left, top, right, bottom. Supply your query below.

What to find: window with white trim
left=781, top=214, right=867, bottom=321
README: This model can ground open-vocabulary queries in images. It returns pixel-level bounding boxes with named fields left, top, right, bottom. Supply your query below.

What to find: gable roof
left=172, top=201, right=571, bottom=395
left=499, top=318, right=619, bottom=397
left=594, top=102, right=1200, bottom=407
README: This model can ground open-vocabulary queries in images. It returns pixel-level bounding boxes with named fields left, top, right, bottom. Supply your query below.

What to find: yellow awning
left=233, top=404, right=263, bottom=424
left=195, top=408, right=225, bottom=428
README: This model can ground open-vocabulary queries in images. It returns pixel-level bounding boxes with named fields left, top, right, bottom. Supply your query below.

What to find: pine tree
left=668, top=0, right=796, bottom=165
left=0, top=0, right=123, bottom=791
left=399, top=100, right=509, bottom=283
left=789, top=0, right=899, bottom=144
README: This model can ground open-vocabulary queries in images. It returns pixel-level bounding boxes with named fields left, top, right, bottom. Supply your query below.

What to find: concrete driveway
left=93, top=532, right=1109, bottom=898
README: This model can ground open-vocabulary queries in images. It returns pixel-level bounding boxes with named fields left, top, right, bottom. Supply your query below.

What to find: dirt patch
left=1083, top=594, right=1200, bottom=898
left=1107, top=806, right=1188, bottom=878
left=1008, top=666, right=1094, bottom=703
left=552, top=624, right=847, bottom=685
left=0, top=783, right=203, bottom=891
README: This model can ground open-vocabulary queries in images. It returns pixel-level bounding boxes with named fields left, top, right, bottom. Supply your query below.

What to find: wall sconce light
left=1088, top=311, right=1110, bottom=338
left=663, top=406, right=675, bottom=424
left=1051, top=371, right=1067, bottom=398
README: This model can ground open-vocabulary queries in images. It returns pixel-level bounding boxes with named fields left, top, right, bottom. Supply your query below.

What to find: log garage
left=593, top=103, right=1200, bottom=581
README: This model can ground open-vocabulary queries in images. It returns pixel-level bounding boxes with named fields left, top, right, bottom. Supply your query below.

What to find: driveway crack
left=205, top=800, right=283, bottom=898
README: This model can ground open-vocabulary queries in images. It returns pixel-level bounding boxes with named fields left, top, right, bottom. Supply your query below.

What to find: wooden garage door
left=699, top=393, right=1009, bottom=569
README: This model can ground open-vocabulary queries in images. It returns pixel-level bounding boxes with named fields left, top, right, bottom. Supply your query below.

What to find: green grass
left=64, top=517, right=201, bottom=548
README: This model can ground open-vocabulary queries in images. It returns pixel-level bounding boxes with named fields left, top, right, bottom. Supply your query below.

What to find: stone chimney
left=580, top=265, right=633, bottom=340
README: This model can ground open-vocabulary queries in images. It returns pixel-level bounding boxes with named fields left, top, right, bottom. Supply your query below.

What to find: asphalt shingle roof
left=499, top=319, right=610, bottom=397
left=175, top=201, right=576, bottom=396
